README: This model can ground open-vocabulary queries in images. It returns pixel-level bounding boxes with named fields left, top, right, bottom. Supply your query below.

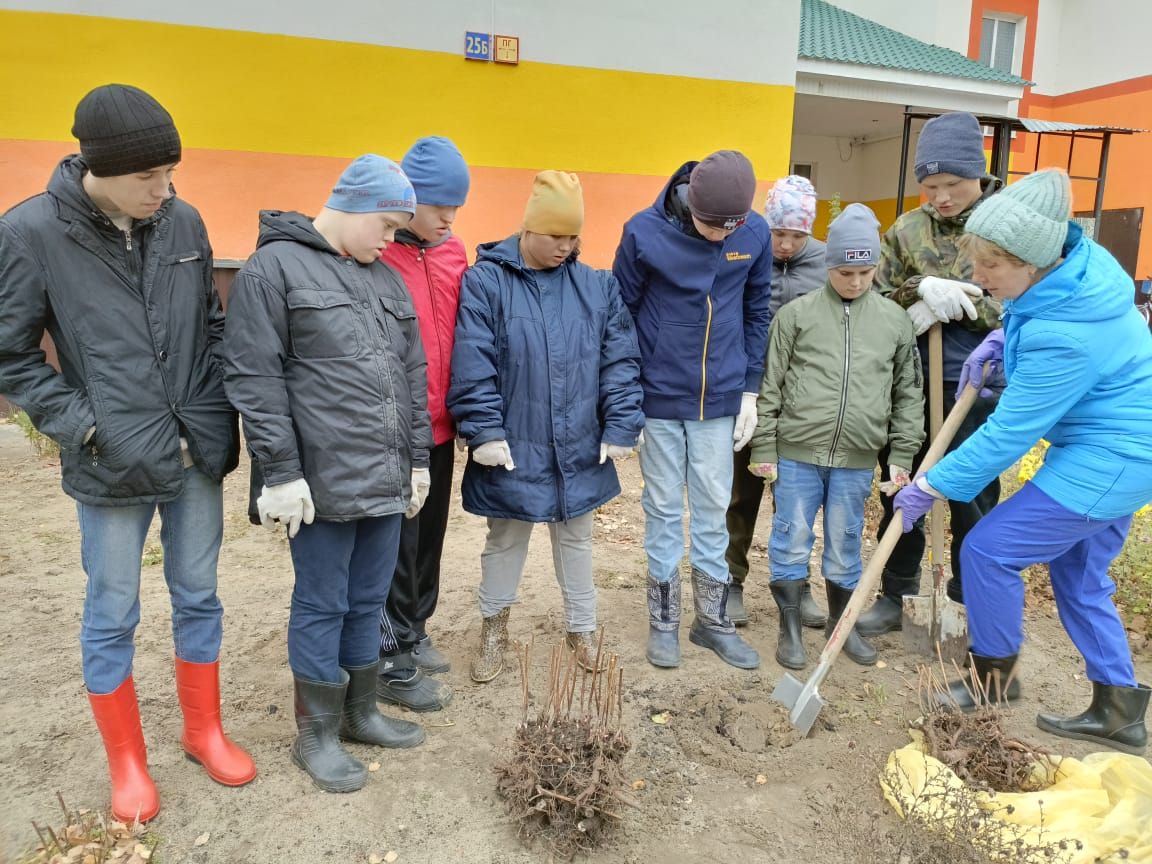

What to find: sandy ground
left=1, top=419, right=1148, bottom=863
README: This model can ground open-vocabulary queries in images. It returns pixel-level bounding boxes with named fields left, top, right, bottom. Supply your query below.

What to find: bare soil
left=1, top=420, right=1147, bottom=863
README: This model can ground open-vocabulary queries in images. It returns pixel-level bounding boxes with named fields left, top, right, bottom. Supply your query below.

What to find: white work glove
left=906, top=300, right=944, bottom=336
left=257, top=477, right=315, bottom=539
left=599, top=442, right=635, bottom=463
left=880, top=464, right=911, bottom=496
left=733, top=392, right=759, bottom=452
left=748, top=461, right=777, bottom=482
left=917, top=276, right=982, bottom=322
left=472, top=439, right=515, bottom=470
left=405, top=467, right=431, bottom=519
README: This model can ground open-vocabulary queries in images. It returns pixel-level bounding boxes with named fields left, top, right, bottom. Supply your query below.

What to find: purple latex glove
left=893, top=480, right=938, bottom=532
left=956, top=329, right=1005, bottom=399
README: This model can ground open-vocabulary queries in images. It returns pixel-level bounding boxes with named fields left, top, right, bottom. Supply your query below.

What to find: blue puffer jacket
left=612, top=162, right=772, bottom=421
left=448, top=235, right=645, bottom=522
left=929, top=224, right=1152, bottom=518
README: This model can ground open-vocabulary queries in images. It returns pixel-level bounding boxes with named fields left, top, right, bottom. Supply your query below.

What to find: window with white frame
left=979, top=14, right=1024, bottom=76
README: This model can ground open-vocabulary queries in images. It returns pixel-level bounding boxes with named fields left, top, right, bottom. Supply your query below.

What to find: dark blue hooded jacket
left=448, top=235, right=644, bottom=522
left=612, top=162, right=772, bottom=420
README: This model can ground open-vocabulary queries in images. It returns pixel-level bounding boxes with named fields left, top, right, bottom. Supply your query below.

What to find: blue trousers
left=962, top=481, right=1136, bottom=687
left=288, top=514, right=402, bottom=683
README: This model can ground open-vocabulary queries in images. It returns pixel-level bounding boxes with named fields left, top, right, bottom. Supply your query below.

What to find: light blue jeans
left=639, top=417, right=735, bottom=585
left=77, top=468, right=224, bottom=694
left=769, top=458, right=873, bottom=589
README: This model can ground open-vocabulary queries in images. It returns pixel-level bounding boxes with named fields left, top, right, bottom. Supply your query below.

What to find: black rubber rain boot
left=799, top=579, right=827, bottom=629
left=291, top=672, right=367, bottom=793
left=646, top=573, right=682, bottom=668
left=824, top=582, right=877, bottom=667
left=769, top=580, right=807, bottom=670
left=936, top=653, right=1021, bottom=712
left=687, top=569, right=760, bottom=670
left=1036, top=682, right=1150, bottom=755
left=412, top=636, right=451, bottom=674
left=340, top=663, right=425, bottom=748
left=725, top=582, right=749, bottom=626
left=377, top=654, right=453, bottom=713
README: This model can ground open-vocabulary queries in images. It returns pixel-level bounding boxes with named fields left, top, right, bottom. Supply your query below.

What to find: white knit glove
left=917, top=276, right=982, bottom=322
left=906, top=300, right=944, bottom=336
left=599, top=442, right=635, bottom=463
left=880, top=464, right=911, bottom=496
left=405, top=467, right=431, bottom=519
left=257, top=478, right=316, bottom=538
left=472, top=439, right=515, bottom=470
left=732, top=392, right=759, bottom=452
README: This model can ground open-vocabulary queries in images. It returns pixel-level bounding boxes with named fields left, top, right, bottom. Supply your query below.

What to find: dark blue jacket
left=448, top=236, right=644, bottom=522
left=612, top=162, right=772, bottom=420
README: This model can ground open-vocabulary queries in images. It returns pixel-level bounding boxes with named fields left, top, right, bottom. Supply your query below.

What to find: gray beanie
left=826, top=203, right=881, bottom=268
left=965, top=169, right=1072, bottom=267
left=688, top=150, right=756, bottom=229
left=914, top=112, right=986, bottom=182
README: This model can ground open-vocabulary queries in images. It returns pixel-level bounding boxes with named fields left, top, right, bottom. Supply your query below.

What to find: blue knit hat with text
left=826, top=203, right=881, bottom=268
left=965, top=168, right=1072, bottom=267
left=326, top=154, right=416, bottom=214
left=914, top=112, right=987, bottom=182
left=401, top=136, right=470, bottom=207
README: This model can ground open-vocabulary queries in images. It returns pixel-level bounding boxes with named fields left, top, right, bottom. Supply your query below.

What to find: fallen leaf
left=650, top=712, right=669, bottom=725
left=875, top=660, right=888, bottom=669
left=194, top=832, right=210, bottom=847
left=368, top=761, right=381, bottom=772
left=368, top=854, right=383, bottom=864
left=755, top=774, right=767, bottom=785
left=384, top=853, right=399, bottom=863
left=134, top=845, right=152, bottom=861
left=631, top=779, right=646, bottom=790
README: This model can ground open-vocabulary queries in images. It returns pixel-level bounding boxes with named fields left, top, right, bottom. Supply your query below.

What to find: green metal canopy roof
left=800, top=0, right=1033, bottom=86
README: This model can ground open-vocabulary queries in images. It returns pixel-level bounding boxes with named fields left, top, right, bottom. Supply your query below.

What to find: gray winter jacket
left=222, top=211, right=432, bottom=521
left=768, top=237, right=827, bottom=319
left=0, top=156, right=239, bottom=505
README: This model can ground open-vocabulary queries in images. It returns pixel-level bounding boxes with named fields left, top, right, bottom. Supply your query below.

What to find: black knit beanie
left=687, top=150, right=756, bottom=230
left=71, top=84, right=182, bottom=177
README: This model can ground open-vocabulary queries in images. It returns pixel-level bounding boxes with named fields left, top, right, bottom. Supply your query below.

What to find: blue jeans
left=77, top=468, right=224, bottom=694
left=288, top=515, right=402, bottom=683
left=639, top=417, right=735, bottom=584
left=769, top=459, right=873, bottom=589
left=962, top=481, right=1136, bottom=687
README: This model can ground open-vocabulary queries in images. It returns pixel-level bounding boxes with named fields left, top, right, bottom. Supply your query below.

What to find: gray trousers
left=478, top=514, right=597, bottom=632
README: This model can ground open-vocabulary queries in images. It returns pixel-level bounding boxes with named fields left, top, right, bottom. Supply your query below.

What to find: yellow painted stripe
left=0, top=11, right=794, bottom=178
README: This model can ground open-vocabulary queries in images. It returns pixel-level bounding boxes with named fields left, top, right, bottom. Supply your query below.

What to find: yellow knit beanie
left=523, top=170, right=584, bottom=235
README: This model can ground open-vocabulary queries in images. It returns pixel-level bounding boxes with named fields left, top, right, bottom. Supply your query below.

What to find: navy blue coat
left=448, top=236, right=644, bottom=522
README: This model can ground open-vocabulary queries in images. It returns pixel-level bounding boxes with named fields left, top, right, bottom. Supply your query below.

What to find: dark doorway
left=1074, top=207, right=1143, bottom=286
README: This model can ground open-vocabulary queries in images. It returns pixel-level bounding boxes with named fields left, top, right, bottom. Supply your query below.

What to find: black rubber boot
left=291, top=672, right=367, bottom=793
left=646, top=573, right=681, bottom=668
left=799, top=579, right=827, bottom=629
left=856, top=593, right=903, bottom=637
left=725, top=582, right=749, bottom=626
left=687, top=569, right=760, bottom=670
left=769, top=580, right=807, bottom=670
left=824, top=583, right=877, bottom=667
left=412, top=636, right=451, bottom=674
left=377, top=654, right=453, bottom=713
left=340, top=663, right=425, bottom=748
left=936, top=653, right=1021, bottom=712
left=1036, top=682, right=1150, bottom=755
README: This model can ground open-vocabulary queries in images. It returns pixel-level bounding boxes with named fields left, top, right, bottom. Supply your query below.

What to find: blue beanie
left=326, top=154, right=416, bottom=215
left=826, top=203, right=881, bottom=268
left=914, top=112, right=987, bottom=182
left=401, top=136, right=470, bottom=207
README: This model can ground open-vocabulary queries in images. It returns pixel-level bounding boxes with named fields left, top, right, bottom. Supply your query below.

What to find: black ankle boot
left=937, top=653, right=1021, bottom=712
left=799, top=579, right=827, bottom=629
left=1036, top=682, right=1150, bottom=755
left=769, top=580, right=807, bottom=670
left=291, top=672, right=367, bottom=793
left=824, top=583, right=877, bottom=666
left=725, top=582, right=749, bottom=626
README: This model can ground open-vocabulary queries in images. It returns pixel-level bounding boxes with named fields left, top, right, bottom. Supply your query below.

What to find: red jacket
left=383, top=233, right=468, bottom=445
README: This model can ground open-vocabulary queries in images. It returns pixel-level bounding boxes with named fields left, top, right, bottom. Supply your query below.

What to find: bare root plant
left=17, top=793, right=158, bottom=864
left=494, top=633, right=634, bottom=860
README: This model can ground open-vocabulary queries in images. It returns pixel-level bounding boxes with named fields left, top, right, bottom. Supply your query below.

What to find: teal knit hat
left=964, top=169, right=1072, bottom=267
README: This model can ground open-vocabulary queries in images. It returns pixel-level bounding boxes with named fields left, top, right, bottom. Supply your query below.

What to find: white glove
left=257, top=477, right=315, bottom=538
left=748, top=461, right=777, bottom=482
left=405, top=467, right=431, bottom=519
left=917, top=276, right=982, bottom=322
left=599, top=442, right=634, bottom=463
left=906, top=300, right=944, bottom=336
left=880, top=464, right=911, bottom=496
left=733, top=392, right=759, bottom=452
left=472, top=439, right=515, bottom=470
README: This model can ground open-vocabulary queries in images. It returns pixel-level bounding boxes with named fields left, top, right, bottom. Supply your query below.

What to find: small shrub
left=9, top=409, right=60, bottom=459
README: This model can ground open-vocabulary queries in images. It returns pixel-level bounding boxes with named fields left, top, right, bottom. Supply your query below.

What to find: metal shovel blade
left=771, top=669, right=826, bottom=738
left=902, top=576, right=968, bottom=664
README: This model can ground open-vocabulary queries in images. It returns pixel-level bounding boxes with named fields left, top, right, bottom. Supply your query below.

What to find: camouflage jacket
left=877, top=177, right=1004, bottom=382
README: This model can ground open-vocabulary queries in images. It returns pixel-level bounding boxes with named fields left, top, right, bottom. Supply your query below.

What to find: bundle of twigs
left=494, top=632, right=634, bottom=860
left=21, top=793, right=156, bottom=864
